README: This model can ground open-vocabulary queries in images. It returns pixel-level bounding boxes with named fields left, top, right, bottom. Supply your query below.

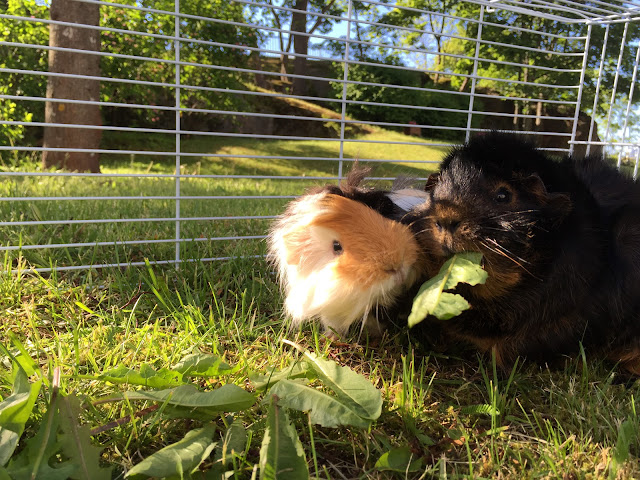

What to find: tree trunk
left=291, top=0, right=308, bottom=97
left=43, top=0, right=101, bottom=172
left=458, top=76, right=469, bottom=92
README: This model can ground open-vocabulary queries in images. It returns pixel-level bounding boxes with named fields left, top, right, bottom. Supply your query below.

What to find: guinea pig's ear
left=522, top=174, right=572, bottom=218
left=344, top=164, right=372, bottom=188
left=425, top=173, right=440, bottom=191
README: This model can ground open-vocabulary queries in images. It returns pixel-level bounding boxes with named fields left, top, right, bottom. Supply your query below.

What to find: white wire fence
left=1, top=0, right=639, bottom=272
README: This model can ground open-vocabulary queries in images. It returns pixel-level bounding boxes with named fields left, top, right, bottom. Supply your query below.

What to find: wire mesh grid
left=1, top=0, right=639, bottom=272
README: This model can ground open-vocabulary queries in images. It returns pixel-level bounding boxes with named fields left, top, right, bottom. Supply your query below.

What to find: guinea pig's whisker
left=413, top=227, right=433, bottom=236
left=482, top=239, right=539, bottom=278
left=484, top=238, right=531, bottom=265
left=489, top=210, right=538, bottom=219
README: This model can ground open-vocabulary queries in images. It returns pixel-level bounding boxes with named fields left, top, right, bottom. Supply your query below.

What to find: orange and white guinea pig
left=268, top=190, right=426, bottom=337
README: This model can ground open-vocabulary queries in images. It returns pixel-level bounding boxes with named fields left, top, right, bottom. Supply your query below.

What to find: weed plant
left=1, top=131, right=639, bottom=478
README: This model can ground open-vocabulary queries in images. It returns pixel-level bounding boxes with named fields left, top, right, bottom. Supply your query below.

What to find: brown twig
left=119, top=281, right=152, bottom=310
left=90, top=404, right=160, bottom=436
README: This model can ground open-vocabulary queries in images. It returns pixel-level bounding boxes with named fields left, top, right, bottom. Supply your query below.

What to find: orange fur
left=268, top=192, right=422, bottom=335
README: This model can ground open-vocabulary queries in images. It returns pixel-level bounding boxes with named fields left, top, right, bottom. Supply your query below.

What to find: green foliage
left=2, top=256, right=640, bottom=477
left=259, top=397, right=309, bottom=480
left=269, top=379, right=373, bottom=428
left=100, top=0, right=256, bottom=130
left=610, top=417, right=639, bottom=479
left=374, top=446, right=424, bottom=473
left=125, top=425, right=217, bottom=479
left=57, top=395, right=113, bottom=480
left=332, top=63, right=477, bottom=141
left=0, top=358, right=42, bottom=466
left=408, top=252, right=488, bottom=326
left=1, top=0, right=256, bottom=147
left=258, top=348, right=382, bottom=429
left=442, top=2, right=640, bottom=119
left=116, top=384, right=257, bottom=413
left=302, top=351, right=382, bottom=421
left=4, top=393, right=76, bottom=480
left=3, top=386, right=111, bottom=480
left=0, top=0, right=48, bottom=146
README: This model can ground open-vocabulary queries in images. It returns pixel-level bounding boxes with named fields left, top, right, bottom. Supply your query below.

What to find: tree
left=1, top=0, right=256, bottom=162
left=441, top=2, right=640, bottom=129
left=43, top=0, right=102, bottom=172
left=100, top=0, right=256, bottom=131
left=374, top=0, right=459, bottom=84
left=261, top=0, right=345, bottom=96
left=0, top=0, right=48, bottom=148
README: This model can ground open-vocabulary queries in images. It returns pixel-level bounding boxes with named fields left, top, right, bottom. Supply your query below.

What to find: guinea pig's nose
left=435, top=218, right=461, bottom=234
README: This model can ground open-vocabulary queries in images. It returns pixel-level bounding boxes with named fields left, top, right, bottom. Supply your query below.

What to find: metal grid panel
left=1, top=0, right=639, bottom=272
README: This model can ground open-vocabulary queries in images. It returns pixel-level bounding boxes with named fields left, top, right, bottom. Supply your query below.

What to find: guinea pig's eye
left=332, top=240, right=343, bottom=255
left=495, top=187, right=512, bottom=204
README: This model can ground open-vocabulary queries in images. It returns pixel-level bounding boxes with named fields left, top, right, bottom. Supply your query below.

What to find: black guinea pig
left=408, top=132, right=640, bottom=373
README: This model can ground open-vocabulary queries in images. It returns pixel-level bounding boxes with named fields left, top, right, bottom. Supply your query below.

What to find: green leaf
left=172, top=353, right=235, bottom=378
left=5, top=391, right=77, bottom=480
left=218, top=418, right=247, bottom=464
left=250, top=361, right=313, bottom=391
left=259, top=397, right=309, bottom=480
left=408, top=252, right=488, bottom=326
left=58, top=394, right=112, bottom=480
left=609, top=418, right=638, bottom=479
left=303, top=353, right=382, bottom=421
left=460, top=404, right=500, bottom=416
left=98, top=364, right=184, bottom=389
left=267, top=379, right=371, bottom=429
left=206, top=418, right=247, bottom=478
left=374, top=446, right=424, bottom=473
left=0, top=362, right=42, bottom=466
left=120, top=384, right=256, bottom=412
left=125, top=425, right=217, bottom=479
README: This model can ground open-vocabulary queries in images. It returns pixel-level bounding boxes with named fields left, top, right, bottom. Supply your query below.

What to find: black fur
left=409, top=132, right=640, bottom=370
left=316, top=166, right=413, bottom=220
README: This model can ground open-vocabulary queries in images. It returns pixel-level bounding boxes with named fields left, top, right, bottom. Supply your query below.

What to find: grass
left=1, top=129, right=444, bottom=270
left=2, top=130, right=640, bottom=478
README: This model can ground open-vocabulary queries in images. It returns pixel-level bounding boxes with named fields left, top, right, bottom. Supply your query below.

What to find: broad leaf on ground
left=268, top=379, right=371, bottom=428
left=303, top=352, right=382, bottom=421
left=374, top=446, right=424, bottom=473
left=118, top=384, right=256, bottom=412
left=250, top=360, right=313, bottom=391
left=98, top=364, right=183, bottom=389
left=609, top=418, right=638, bottom=479
left=58, top=394, right=112, bottom=480
left=172, top=353, right=235, bottom=377
left=259, top=397, right=309, bottom=480
left=0, top=362, right=42, bottom=466
left=4, top=385, right=76, bottom=480
left=408, top=252, right=488, bottom=326
left=125, top=425, right=217, bottom=479
left=206, top=418, right=247, bottom=478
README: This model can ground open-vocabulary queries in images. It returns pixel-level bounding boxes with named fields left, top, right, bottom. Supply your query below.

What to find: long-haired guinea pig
left=407, top=131, right=640, bottom=370
left=268, top=176, right=430, bottom=337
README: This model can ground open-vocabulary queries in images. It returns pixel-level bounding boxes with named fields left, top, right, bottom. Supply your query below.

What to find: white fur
left=387, top=189, right=430, bottom=211
left=267, top=192, right=419, bottom=335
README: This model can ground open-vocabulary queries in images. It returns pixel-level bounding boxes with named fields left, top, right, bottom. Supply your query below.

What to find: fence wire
left=1, top=0, right=639, bottom=272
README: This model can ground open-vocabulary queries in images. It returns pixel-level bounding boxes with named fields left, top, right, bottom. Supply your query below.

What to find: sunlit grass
left=2, top=254, right=639, bottom=478
left=0, top=130, right=443, bottom=270
left=2, top=131, right=639, bottom=478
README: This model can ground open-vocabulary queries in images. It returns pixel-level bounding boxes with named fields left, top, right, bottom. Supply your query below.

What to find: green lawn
left=1, top=130, right=443, bottom=270
left=1, top=131, right=639, bottom=479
